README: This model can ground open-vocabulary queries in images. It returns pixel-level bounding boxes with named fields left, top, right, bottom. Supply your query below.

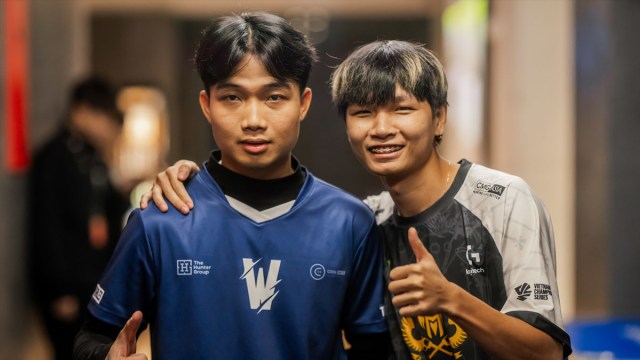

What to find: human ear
left=434, top=105, right=448, bottom=136
left=198, top=90, right=213, bottom=124
left=298, top=88, right=312, bottom=122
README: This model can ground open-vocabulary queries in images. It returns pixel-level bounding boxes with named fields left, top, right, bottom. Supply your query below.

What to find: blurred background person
left=28, top=77, right=130, bottom=360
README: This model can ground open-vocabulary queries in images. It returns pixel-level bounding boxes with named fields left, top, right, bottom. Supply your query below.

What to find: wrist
left=438, top=281, right=462, bottom=317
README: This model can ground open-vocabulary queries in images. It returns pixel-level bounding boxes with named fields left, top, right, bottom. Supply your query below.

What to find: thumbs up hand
left=388, top=227, right=453, bottom=317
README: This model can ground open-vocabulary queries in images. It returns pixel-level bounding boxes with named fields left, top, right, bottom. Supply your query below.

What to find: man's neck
left=382, top=156, right=455, bottom=218
left=206, top=151, right=306, bottom=211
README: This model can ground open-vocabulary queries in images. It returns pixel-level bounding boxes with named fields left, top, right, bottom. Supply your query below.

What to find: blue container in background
left=566, top=318, right=640, bottom=359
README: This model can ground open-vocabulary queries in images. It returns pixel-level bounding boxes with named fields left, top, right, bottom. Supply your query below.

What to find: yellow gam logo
left=401, top=314, right=467, bottom=359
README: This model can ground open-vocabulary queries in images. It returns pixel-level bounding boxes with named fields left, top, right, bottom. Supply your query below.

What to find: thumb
left=177, top=161, right=200, bottom=181
left=120, top=311, right=143, bottom=355
left=407, top=227, right=429, bottom=262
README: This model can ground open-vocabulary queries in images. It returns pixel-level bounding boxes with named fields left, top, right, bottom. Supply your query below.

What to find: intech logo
left=466, top=245, right=482, bottom=266
left=473, top=180, right=506, bottom=199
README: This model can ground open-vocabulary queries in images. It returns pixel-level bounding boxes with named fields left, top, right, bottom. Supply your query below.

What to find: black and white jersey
left=365, top=159, right=572, bottom=359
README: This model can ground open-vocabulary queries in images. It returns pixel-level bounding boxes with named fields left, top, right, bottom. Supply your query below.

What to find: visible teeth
left=370, top=146, right=402, bottom=154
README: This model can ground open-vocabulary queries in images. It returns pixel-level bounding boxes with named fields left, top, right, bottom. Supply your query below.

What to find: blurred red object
left=3, top=0, right=30, bottom=172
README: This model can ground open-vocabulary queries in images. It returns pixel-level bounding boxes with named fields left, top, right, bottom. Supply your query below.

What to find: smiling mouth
left=368, top=145, right=404, bottom=154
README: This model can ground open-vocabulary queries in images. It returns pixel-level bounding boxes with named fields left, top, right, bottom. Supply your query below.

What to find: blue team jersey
left=88, top=168, right=387, bottom=359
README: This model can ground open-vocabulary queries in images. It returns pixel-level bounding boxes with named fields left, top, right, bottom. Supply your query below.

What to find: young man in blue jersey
left=146, top=40, right=572, bottom=359
left=73, top=12, right=388, bottom=360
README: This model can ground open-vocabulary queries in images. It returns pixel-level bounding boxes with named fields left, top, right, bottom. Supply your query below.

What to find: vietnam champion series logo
left=515, top=282, right=553, bottom=301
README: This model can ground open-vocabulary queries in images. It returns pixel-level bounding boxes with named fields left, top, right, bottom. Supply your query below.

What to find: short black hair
left=194, top=12, right=318, bottom=94
left=70, top=76, right=123, bottom=125
left=331, top=40, right=448, bottom=119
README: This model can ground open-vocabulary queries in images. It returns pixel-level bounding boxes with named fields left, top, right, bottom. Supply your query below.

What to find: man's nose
left=371, top=112, right=396, bottom=139
left=242, top=100, right=266, bottom=130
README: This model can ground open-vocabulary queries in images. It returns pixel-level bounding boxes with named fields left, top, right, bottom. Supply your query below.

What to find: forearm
left=73, top=315, right=120, bottom=360
left=442, top=283, right=563, bottom=360
left=74, top=333, right=111, bottom=360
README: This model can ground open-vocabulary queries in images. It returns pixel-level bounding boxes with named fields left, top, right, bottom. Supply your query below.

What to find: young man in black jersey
left=146, top=40, right=572, bottom=359
left=73, top=12, right=388, bottom=360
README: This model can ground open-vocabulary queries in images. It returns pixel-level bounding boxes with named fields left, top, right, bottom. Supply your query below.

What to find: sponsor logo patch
left=515, top=282, right=553, bottom=301
left=310, top=263, right=346, bottom=280
left=92, top=284, right=105, bottom=304
left=240, top=258, right=281, bottom=313
left=177, top=259, right=211, bottom=276
left=533, top=283, right=553, bottom=300
left=473, top=180, right=506, bottom=199
left=401, top=315, right=467, bottom=358
left=515, top=283, right=532, bottom=300
left=464, top=245, right=485, bottom=276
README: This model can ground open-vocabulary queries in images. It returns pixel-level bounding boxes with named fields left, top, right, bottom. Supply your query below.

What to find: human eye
left=348, top=107, right=373, bottom=117
left=395, top=105, right=415, bottom=114
left=218, top=93, right=241, bottom=102
left=267, top=93, right=287, bottom=102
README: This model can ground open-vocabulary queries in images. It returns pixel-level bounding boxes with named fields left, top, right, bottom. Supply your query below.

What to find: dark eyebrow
left=214, top=80, right=292, bottom=91
left=266, top=80, right=291, bottom=89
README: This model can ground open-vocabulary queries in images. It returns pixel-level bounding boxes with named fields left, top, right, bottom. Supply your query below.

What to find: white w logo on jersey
left=240, top=258, right=282, bottom=313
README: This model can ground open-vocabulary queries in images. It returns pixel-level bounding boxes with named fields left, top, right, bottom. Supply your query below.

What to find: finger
left=170, top=166, right=195, bottom=210
left=115, top=311, right=143, bottom=356
left=397, top=302, right=430, bottom=317
left=150, top=183, right=169, bottom=212
left=407, top=227, right=429, bottom=262
left=389, top=261, right=421, bottom=281
left=388, top=277, right=415, bottom=295
left=139, top=190, right=152, bottom=209
left=124, top=311, right=144, bottom=354
left=153, top=173, right=183, bottom=213
left=156, top=171, right=191, bottom=214
left=176, top=160, right=200, bottom=181
left=128, top=355, right=149, bottom=360
left=391, top=290, right=423, bottom=310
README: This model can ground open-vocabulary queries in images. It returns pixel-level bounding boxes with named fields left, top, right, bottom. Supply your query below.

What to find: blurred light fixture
left=285, top=7, right=330, bottom=44
left=114, top=86, right=168, bottom=191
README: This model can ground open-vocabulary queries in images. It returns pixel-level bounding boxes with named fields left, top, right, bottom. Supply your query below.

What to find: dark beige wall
left=575, top=0, right=640, bottom=317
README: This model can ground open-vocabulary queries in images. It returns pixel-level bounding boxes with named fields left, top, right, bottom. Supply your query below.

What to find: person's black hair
left=194, top=12, right=318, bottom=94
left=331, top=40, right=448, bottom=119
left=70, top=76, right=123, bottom=125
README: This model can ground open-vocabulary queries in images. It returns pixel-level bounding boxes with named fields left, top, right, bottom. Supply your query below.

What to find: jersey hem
left=506, top=310, right=573, bottom=358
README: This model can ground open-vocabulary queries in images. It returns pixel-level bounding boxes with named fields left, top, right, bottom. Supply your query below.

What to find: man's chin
left=365, top=166, right=400, bottom=178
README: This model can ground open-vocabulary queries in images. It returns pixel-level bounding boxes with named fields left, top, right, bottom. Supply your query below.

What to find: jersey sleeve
left=87, top=209, right=156, bottom=327
left=499, top=178, right=572, bottom=356
left=342, top=219, right=388, bottom=336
